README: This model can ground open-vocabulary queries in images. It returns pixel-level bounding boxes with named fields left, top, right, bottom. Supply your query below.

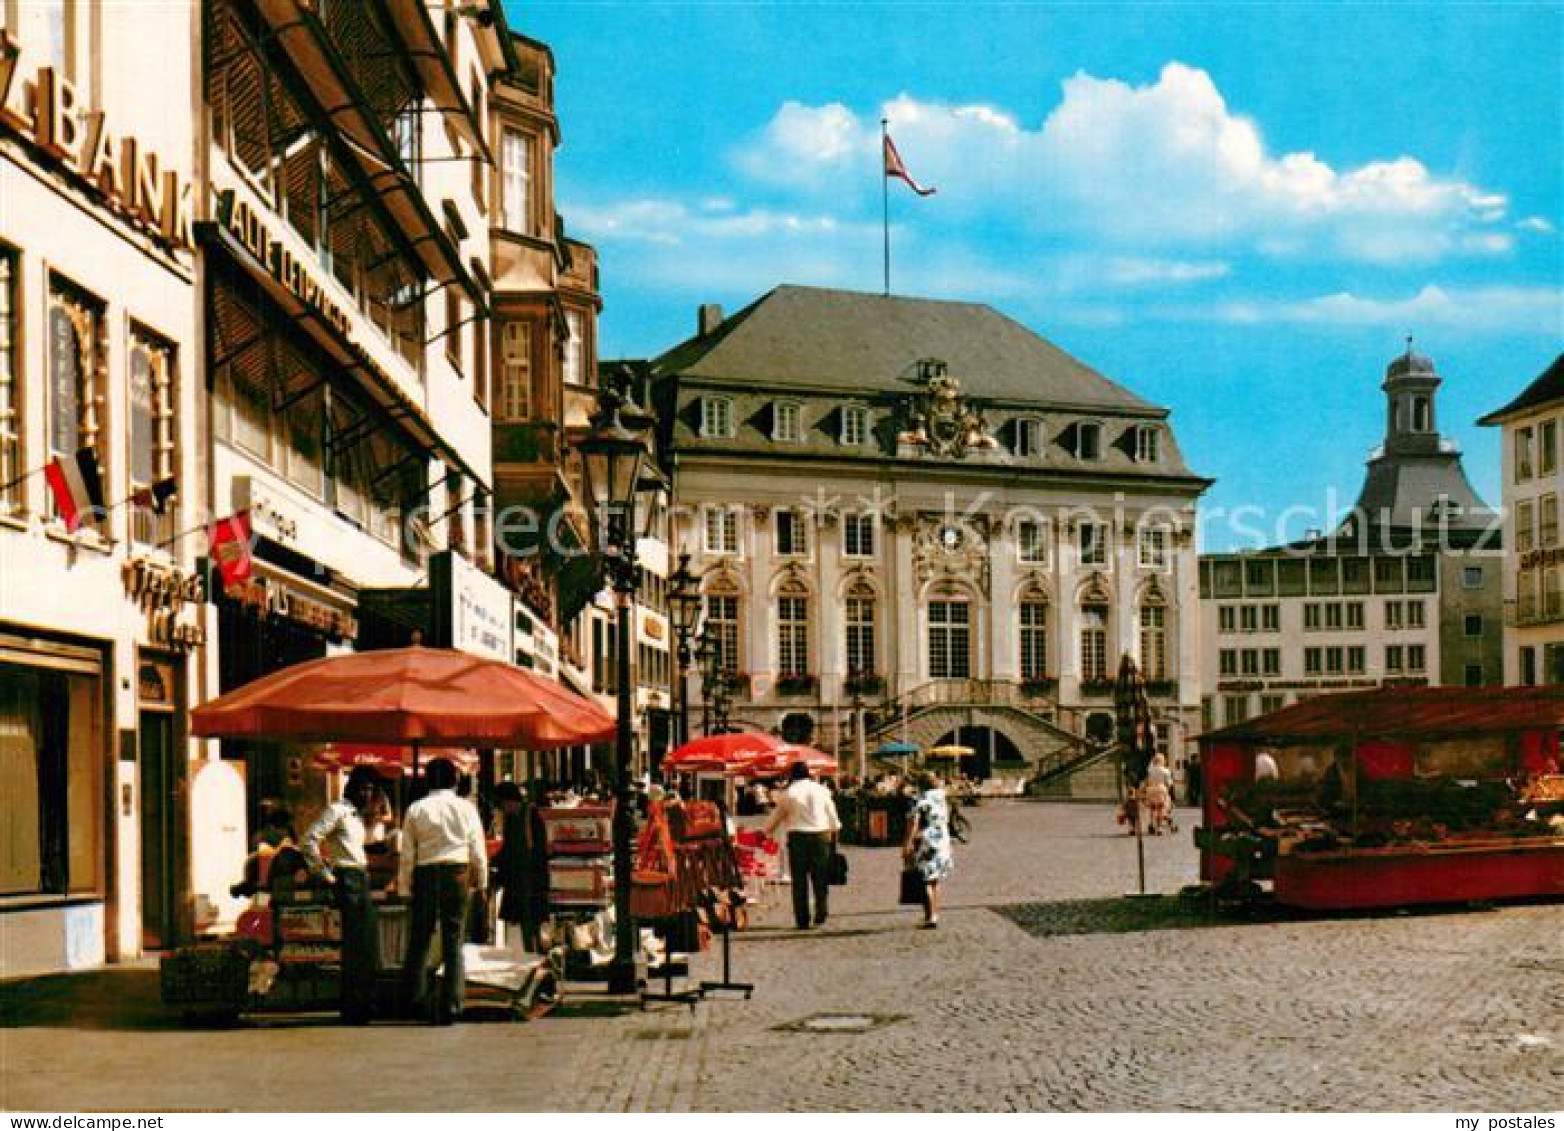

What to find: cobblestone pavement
left=4, top=802, right=1561, bottom=1112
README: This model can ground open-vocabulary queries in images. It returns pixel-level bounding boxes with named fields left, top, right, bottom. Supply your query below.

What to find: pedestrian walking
left=398, top=757, right=488, bottom=1025
left=763, top=760, right=842, bottom=929
left=1143, top=752, right=1175, bottom=835
left=902, top=772, right=955, bottom=929
left=300, top=767, right=381, bottom=1024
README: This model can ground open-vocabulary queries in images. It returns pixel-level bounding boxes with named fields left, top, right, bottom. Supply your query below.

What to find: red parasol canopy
left=191, top=645, right=614, bottom=749
left=663, top=731, right=787, bottom=775
left=311, top=744, right=479, bottom=777
left=751, top=744, right=839, bottom=778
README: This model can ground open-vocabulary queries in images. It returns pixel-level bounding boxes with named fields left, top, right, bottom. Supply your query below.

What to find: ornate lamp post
left=667, top=553, right=703, bottom=750
left=578, top=375, right=662, bottom=995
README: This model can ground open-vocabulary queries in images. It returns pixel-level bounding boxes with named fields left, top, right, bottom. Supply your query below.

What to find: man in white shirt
left=763, top=761, right=842, bottom=929
left=398, top=757, right=488, bottom=1025
left=301, top=767, right=381, bottom=1024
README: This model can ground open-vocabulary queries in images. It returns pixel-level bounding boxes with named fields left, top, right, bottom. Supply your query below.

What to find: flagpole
left=881, top=118, right=890, bottom=296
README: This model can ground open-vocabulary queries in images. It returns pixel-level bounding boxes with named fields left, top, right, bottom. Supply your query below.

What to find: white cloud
left=569, top=198, right=866, bottom=247
left=730, top=63, right=1517, bottom=265
left=1189, top=284, right=1563, bottom=334
left=1519, top=216, right=1556, bottom=234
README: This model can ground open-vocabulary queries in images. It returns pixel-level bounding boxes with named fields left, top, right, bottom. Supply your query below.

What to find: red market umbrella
left=311, top=744, right=480, bottom=777
left=752, top=744, right=839, bottom=779
left=663, top=731, right=787, bottom=775
left=191, top=645, right=615, bottom=749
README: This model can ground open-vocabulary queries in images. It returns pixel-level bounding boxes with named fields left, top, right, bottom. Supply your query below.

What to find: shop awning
left=1205, top=685, right=1564, bottom=744
left=382, top=0, right=493, bottom=163
left=251, top=0, right=484, bottom=308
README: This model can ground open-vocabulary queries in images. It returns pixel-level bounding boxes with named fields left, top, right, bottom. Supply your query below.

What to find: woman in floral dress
left=902, top=773, right=955, bottom=929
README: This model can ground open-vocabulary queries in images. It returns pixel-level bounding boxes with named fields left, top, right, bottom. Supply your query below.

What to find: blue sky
left=511, top=1, right=1563, bottom=550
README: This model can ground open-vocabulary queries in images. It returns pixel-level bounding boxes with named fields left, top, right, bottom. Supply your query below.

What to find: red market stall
left=1197, top=686, right=1564, bottom=910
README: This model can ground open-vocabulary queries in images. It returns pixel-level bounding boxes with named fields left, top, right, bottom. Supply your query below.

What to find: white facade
left=1480, top=359, right=1564, bottom=684
left=0, top=3, right=202, bottom=973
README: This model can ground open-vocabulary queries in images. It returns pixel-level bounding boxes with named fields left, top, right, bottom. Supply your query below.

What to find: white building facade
left=1479, top=353, right=1564, bottom=684
left=651, top=287, right=1210, bottom=789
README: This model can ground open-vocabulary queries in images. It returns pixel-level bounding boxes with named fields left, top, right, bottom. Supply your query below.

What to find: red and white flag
left=209, top=511, right=254, bottom=588
left=883, top=132, right=936, bottom=197
left=44, top=447, right=106, bottom=533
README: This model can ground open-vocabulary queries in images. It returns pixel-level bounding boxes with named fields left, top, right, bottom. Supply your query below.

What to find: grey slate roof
left=651, top=285, right=1161, bottom=413
left=1478, top=353, right=1564, bottom=425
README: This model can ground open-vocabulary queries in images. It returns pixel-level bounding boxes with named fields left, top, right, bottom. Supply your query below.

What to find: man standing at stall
left=301, top=767, right=382, bottom=1025
left=764, top=761, right=842, bottom=930
left=398, top=757, right=488, bottom=1025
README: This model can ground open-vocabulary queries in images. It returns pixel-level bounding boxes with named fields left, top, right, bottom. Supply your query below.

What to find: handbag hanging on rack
left=629, top=803, right=681, bottom=920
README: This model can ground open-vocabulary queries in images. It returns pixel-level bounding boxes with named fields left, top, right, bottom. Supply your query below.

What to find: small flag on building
left=43, top=447, right=106, bottom=533
left=209, top=511, right=254, bottom=588
left=883, top=132, right=936, bottom=197
left=131, top=476, right=178, bottom=515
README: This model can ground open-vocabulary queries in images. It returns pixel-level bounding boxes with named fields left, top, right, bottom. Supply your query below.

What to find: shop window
left=0, top=663, right=103, bottom=897
left=0, top=248, right=20, bottom=516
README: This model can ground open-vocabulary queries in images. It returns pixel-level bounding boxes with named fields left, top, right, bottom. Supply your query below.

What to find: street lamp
left=667, top=553, right=703, bottom=750
left=579, top=373, right=661, bottom=996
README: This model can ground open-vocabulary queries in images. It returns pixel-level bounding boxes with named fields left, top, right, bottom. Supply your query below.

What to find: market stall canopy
left=311, top=744, right=479, bottom=776
left=191, top=645, right=615, bottom=748
left=875, top=741, right=920, bottom=756
left=1204, top=685, right=1564, bottom=744
left=925, top=745, right=975, bottom=759
left=663, top=731, right=786, bottom=775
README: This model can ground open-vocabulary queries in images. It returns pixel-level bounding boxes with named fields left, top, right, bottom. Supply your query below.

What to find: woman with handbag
left=901, top=772, right=955, bottom=929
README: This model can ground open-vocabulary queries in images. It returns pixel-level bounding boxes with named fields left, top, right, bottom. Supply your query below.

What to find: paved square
left=3, top=802, right=1560, bottom=1112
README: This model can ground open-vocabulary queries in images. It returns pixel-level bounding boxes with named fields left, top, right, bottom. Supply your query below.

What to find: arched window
left=704, top=577, right=742, bottom=675
left=1140, top=595, right=1168, bottom=682
left=844, top=580, right=877, bottom=678
left=927, top=589, right=972, bottom=679
left=1080, top=600, right=1109, bottom=683
left=1020, top=592, right=1049, bottom=682
left=776, top=580, right=811, bottom=678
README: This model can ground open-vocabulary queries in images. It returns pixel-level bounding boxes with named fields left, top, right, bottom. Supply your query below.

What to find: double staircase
left=859, top=680, right=1119, bottom=800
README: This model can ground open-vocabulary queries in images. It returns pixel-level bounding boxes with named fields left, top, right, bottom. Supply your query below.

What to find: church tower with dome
left=1199, top=344, right=1504, bottom=732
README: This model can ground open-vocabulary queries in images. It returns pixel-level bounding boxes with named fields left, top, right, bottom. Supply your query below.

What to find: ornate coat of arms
left=896, top=361, right=999, bottom=459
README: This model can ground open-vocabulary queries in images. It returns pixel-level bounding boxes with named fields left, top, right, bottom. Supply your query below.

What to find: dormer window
left=1076, top=422, right=1102, bottom=461
left=1014, top=418, right=1044, bottom=457
left=1134, top=426, right=1160, bottom=463
left=841, top=405, right=869, bottom=446
left=774, top=401, right=802, bottom=443
left=701, top=396, right=734, bottom=439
